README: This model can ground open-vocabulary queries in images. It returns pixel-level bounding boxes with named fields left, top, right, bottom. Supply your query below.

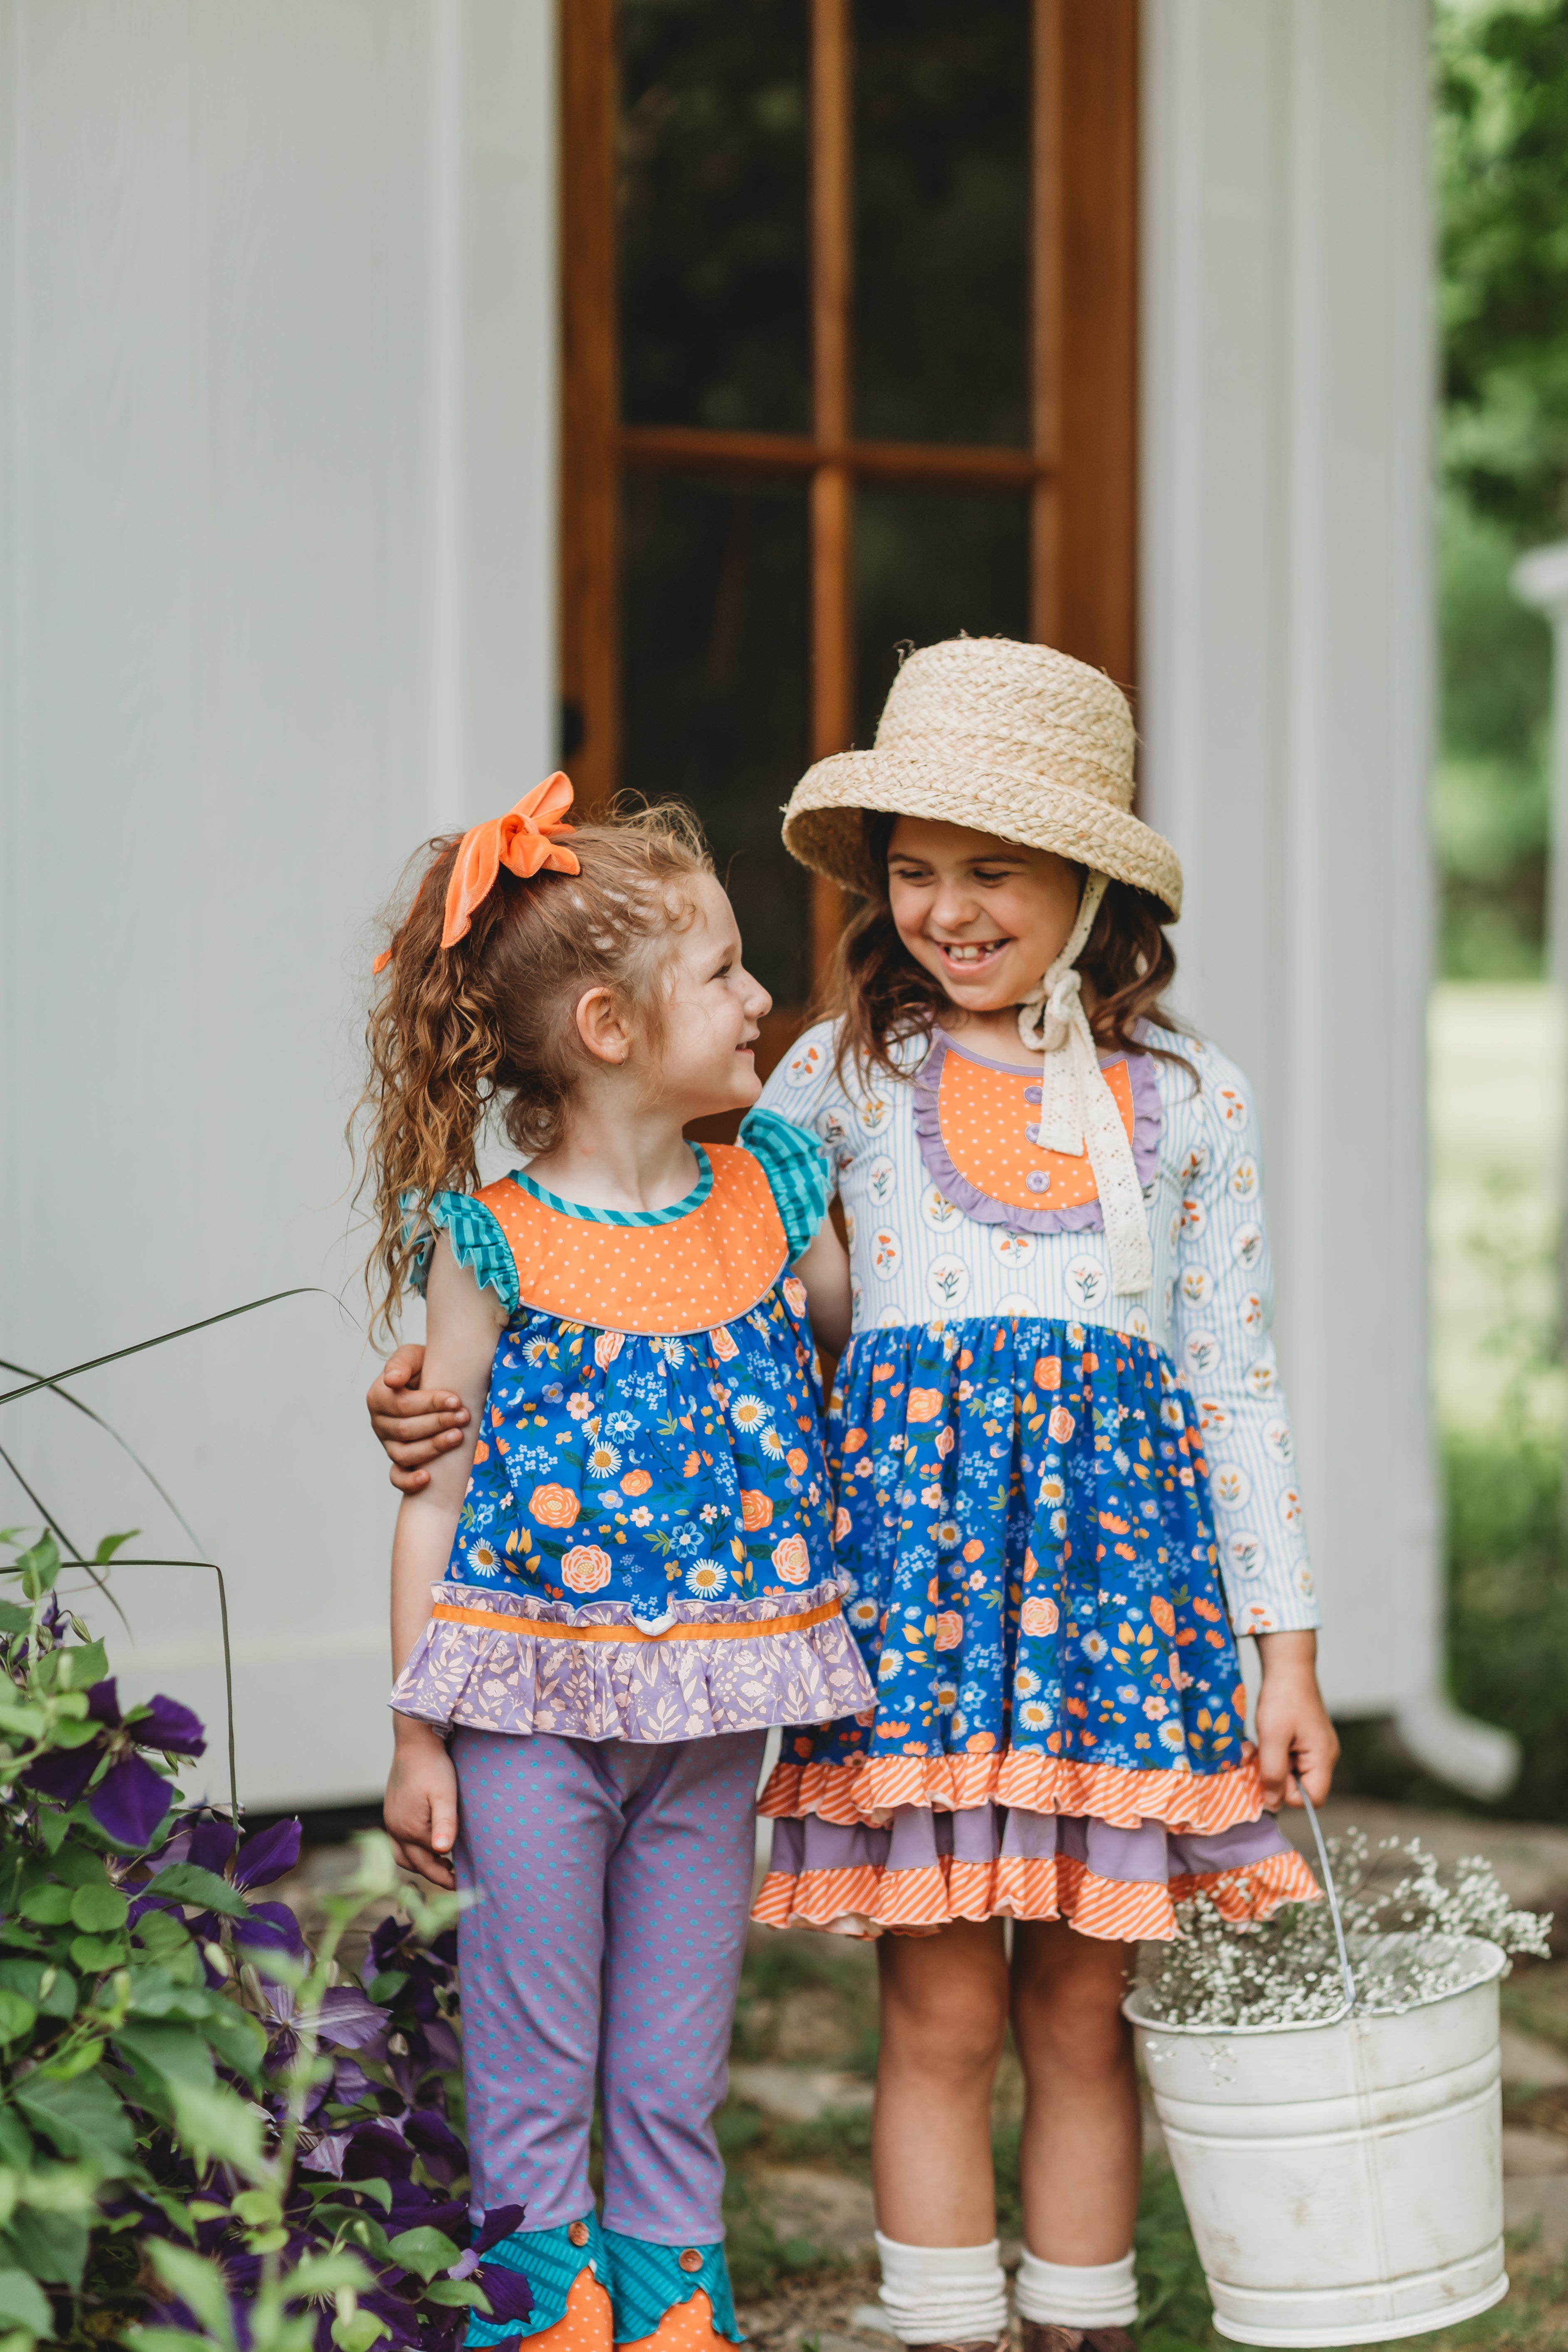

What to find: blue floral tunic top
left=390, top=1116, right=875, bottom=1745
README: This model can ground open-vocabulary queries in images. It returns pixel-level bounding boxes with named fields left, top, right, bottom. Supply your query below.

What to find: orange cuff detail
left=516, top=2263, right=613, bottom=2352
left=617, top=2290, right=733, bottom=2352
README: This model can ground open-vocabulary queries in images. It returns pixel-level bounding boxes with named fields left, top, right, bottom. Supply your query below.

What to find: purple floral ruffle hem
left=391, top=1579, right=877, bottom=1744
left=911, top=1028, right=1163, bottom=1233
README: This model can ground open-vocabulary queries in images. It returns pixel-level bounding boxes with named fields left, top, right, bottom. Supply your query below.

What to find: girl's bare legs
left=1010, top=1922, right=1141, bottom=2263
left=873, top=1920, right=1011, bottom=2243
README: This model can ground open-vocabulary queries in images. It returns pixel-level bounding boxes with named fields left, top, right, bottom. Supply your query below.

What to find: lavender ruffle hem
left=912, top=1028, right=1163, bottom=1234
left=391, top=1579, right=877, bottom=1744
left=768, top=1803, right=1292, bottom=1884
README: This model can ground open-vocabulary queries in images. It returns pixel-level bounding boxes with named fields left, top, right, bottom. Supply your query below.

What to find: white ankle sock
left=1014, top=2249, right=1138, bottom=2330
left=875, top=2232, right=1009, bottom=2346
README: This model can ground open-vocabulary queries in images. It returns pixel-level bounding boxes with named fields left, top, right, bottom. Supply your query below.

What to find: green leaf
left=0, top=1609, right=30, bottom=1638
left=68, top=1933, right=126, bottom=1975
left=147, top=2240, right=236, bottom=2349
left=0, top=1966, right=42, bottom=2007
left=35, top=1970, right=76, bottom=2025
left=0, top=2119, right=30, bottom=2174
left=163, top=2080, right=265, bottom=2178
left=144, top=1864, right=250, bottom=1920
left=421, top=2279, right=490, bottom=2309
left=68, top=1883, right=127, bottom=1935
left=364, top=1971, right=409, bottom=2005
left=115, top=2021, right=215, bottom=2094
left=40, top=2040, right=103, bottom=2083
left=2, top=2205, right=89, bottom=2290
left=278, top=2253, right=372, bottom=2299
left=0, top=1994, right=36, bottom=2048
left=13, top=2068, right=134, bottom=2169
left=0, top=2270, right=51, bottom=2335
left=385, top=2226, right=461, bottom=2282
left=16, top=1539, right=60, bottom=1601
left=17, top=1889, right=72, bottom=1928
left=332, top=2312, right=389, bottom=2352
left=190, top=1999, right=266, bottom=2084
left=92, top=1532, right=139, bottom=1566
left=53, top=1641, right=108, bottom=1694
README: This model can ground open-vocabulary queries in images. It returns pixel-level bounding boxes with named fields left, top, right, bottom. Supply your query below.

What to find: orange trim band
left=751, top=1844, right=1320, bottom=1945
left=760, top=1745, right=1269, bottom=1835
left=431, top=1596, right=842, bottom=1646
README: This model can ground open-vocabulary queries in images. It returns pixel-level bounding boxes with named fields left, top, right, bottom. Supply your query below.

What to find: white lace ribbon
left=1016, top=871, right=1153, bottom=1296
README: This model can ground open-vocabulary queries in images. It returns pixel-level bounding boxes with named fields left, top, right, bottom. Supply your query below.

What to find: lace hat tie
left=1017, top=872, right=1152, bottom=1296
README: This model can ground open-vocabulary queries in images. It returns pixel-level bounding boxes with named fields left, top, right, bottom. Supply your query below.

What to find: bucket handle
left=1293, top=1770, right=1356, bottom=2017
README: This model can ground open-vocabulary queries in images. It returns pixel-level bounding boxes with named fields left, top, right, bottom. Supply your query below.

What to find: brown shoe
left=1021, top=2330, right=1136, bottom=2352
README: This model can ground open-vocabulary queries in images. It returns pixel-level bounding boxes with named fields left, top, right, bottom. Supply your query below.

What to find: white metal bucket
left=1126, top=1933, right=1509, bottom=2347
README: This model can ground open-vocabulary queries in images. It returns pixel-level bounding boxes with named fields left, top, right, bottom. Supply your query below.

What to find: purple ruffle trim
left=390, top=1579, right=877, bottom=1743
left=912, top=1027, right=1163, bottom=1233
left=768, top=1802, right=1289, bottom=1883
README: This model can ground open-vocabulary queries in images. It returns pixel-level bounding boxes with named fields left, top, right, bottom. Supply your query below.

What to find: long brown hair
left=825, top=810, right=1191, bottom=1086
left=356, top=803, right=711, bottom=1337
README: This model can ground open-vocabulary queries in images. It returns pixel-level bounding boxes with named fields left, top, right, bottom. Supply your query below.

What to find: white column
left=0, top=0, right=557, bottom=1809
left=1140, top=0, right=1514, bottom=1794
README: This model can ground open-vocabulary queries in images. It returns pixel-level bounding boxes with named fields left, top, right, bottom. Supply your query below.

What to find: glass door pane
left=619, top=0, right=812, bottom=433
left=852, top=0, right=1031, bottom=447
left=620, top=472, right=812, bottom=1006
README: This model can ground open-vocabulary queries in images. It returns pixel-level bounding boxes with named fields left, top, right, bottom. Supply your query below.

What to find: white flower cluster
left=1135, top=1831, right=1553, bottom=2031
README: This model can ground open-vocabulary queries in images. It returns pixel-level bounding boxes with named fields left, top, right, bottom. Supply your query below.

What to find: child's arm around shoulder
left=385, top=1236, right=505, bottom=1888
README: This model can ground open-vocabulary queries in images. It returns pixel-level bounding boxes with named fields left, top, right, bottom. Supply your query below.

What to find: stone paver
left=730, top=2064, right=874, bottom=2122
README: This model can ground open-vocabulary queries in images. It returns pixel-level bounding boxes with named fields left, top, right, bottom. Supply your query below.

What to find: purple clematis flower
left=25, top=1680, right=205, bottom=1846
left=449, top=2205, right=534, bottom=2331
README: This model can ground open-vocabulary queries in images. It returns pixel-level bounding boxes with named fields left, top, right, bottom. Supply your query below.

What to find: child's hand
left=1254, top=1630, right=1339, bottom=1809
left=368, top=1344, right=471, bottom=1493
left=385, top=1723, right=459, bottom=1888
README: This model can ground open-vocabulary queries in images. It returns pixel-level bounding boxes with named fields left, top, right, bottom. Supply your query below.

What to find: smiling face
left=649, top=872, right=772, bottom=1119
left=885, top=815, right=1085, bottom=1018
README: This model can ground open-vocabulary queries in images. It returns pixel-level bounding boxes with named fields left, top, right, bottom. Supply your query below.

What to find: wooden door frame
left=557, top=0, right=1139, bottom=964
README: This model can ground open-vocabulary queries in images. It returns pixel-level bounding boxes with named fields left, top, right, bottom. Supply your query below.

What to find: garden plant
left=0, top=1523, right=532, bottom=2352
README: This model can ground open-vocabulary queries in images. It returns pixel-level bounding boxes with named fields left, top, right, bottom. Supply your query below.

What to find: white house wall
left=0, top=0, right=557, bottom=1809
left=1139, top=0, right=1501, bottom=1777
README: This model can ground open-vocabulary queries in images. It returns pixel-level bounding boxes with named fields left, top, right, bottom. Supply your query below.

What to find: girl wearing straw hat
left=744, top=636, right=1335, bottom=2352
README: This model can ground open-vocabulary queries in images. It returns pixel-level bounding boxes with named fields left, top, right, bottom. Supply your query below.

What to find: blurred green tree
left=1433, top=0, right=1566, bottom=975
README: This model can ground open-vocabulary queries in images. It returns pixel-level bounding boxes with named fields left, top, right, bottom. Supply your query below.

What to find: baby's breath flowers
left=1135, top=1832, right=1552, bottom=2031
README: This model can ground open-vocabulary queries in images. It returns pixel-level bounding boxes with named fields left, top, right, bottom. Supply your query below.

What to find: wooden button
left=678, top=2249, right=702, bottom=2273
left=568, top=2221, right=590, bottom=2248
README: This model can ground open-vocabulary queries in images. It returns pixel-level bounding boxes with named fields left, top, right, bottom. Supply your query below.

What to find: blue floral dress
left=391, top=1119, right=874, bottom=1743
left=750, top=1020, right=1320, bottom=1941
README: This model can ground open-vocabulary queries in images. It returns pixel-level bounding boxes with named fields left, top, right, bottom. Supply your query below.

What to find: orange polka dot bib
left=476, top=1144, right=788, bottom=1337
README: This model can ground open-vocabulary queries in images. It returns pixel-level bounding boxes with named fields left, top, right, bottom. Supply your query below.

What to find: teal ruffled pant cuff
left=604, top=2231, right=741, bottom=2345
left=463, top=2220, right=742, bottom=2349
left=466, top=2213, right=606, bottom=2347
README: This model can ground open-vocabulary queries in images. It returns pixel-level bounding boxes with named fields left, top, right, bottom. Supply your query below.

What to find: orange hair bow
left=373, top=772, right=580, bottom=973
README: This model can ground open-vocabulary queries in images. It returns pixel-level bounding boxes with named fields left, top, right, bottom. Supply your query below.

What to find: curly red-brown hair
left=823, top=810, right=1191, bottom=1086
left=355, top=803, right=711, bottom=1338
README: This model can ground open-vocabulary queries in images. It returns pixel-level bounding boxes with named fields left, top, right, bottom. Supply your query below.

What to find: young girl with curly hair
left=359, top=776, right=872, bottom=2352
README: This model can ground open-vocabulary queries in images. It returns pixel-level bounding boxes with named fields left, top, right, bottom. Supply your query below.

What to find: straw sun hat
left=781, top=636, right=1182, bottom=918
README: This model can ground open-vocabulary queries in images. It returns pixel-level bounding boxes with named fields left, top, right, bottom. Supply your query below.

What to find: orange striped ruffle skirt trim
left=431, top=1596, right=841, bottom=1647
left=751, top=1844, right=1320, bottom=1945
left=758, top=1745, right=1268, bottom=1836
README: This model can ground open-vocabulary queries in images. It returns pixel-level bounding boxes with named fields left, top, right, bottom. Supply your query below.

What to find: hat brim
left=781, top=749, right=1183, bottom=917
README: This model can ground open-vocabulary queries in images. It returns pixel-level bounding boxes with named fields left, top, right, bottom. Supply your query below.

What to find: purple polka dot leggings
left=452, top=1727, right=766, bottom=2243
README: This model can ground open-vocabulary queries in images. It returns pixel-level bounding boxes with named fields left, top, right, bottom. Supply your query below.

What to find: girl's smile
left=886, top=813, right=1088, bottom=1059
